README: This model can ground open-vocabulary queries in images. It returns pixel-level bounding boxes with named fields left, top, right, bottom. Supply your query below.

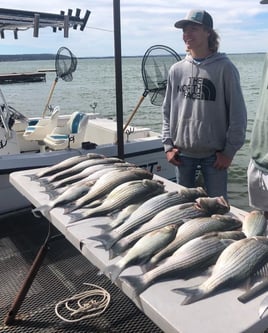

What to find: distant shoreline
left=0, top=54, right=144, bottom=62
left=0, top=52, right=266, bottom=62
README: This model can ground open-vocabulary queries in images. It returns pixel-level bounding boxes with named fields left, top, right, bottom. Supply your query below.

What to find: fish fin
left=84, top=200, right=103, bottom=209
left=90, top=233, right=118, bottom=250
left=172, top=286, right=205, bottom=305
left=120, top=274, right=146, bottom=297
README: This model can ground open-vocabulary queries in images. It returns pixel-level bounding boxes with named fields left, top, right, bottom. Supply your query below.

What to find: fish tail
left=68, top=212, right=84, bottom=223
left=120, top=275, right=147, bottom=297
left=93, top=223, right=111, bottom=231
left=31, top=205, right=50, bottom=217
left=45, top=189, right=59, bottom=200
left=64, top=203, right=78, bottom=214
left=26, top=174, right=38, bottom=181
left=38, top=178, right=50, bottom=186
left=109, top=238, right=130, bottom=259
left=106, top=264, right=124, bottom=283
left=172, top=287, right=205, bottom=305
left=141, top=261, right=156, bottom=273
left=90, top=233, right=117, bottom=250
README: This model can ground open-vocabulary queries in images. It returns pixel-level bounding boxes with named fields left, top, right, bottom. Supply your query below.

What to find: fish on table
left=45, top=162, right=136, bottom=191
left=102, top=224, right=180, bottom=283
left=173, top=236, right=268, bottom=305
left=242, top=210, right=267, bottom=237
left=64, top=167, right=153, bottom=214
left=39, top=157, right=123, bottom=184
left=33, top=153, right=106, bottom=178
left=109, top=196, right=230, bottom=259
left=120, top=231, right=245, bottom=296
left=68, top=179, right=166, bottom=223
left=148, top=214, right=242, bottom=267
left=32, top=179, right=95, bottom=216
left=90, top=187, right=207, bottom=251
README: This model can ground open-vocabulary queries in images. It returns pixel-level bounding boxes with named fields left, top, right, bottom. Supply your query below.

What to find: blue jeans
left=175, top=154, right=228, bottom=199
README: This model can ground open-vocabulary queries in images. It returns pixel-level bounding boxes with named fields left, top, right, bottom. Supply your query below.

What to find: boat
left=0, top=89, right=175, bottom=215
left=0, top=6, right=180, bottom=216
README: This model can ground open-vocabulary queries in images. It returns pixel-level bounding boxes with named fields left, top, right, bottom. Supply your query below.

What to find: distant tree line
left=0, top=54, right=57, bottom=61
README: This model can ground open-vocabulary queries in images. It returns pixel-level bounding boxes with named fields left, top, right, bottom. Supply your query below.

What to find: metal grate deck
left=0, top=209, right=163, bottom=333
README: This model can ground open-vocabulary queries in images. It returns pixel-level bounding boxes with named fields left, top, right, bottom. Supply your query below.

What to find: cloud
left=0, top=0, right=268, bottom=56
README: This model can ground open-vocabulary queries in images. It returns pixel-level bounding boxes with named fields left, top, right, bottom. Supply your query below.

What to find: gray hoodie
left=162, top=52, right=247, bottom=159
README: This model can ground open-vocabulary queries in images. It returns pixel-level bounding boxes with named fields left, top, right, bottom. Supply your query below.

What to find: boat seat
left=23, top=106, right=60, bottom=141
left=44, top=111, right=89, bottom=150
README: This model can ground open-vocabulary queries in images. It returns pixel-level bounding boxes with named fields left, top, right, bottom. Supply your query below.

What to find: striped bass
left=120, top=231, right=245, bottom=296
left=34, top=153, right=105, bottom=178
left=32, top=180, right=94, bottom=216
left=46, top=162, right=135, bottom=190
left=65, top=168, right=153, bottom=214
left=103, top=224, right=179, bottom=283
left=174, top=236, right=268, bottom=305
left=242, top=210, right=267, bottom=237
left=40, top=157, right=123, bottom=184
left=110, top=196, right=230, bottom=259
left=68, top=179, right=165, bottom=222
left=90, top=188, right=207, bottom=251
left=148, top=214, right=242, bottom=266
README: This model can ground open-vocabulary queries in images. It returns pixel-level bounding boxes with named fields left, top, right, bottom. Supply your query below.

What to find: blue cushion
left=50, top=134, right=68, bottom=140
left=71, top=113, right=84, bottom=133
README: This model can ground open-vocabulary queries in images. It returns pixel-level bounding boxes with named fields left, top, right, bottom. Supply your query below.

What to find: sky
left=0, top=0, right=268, bottom=57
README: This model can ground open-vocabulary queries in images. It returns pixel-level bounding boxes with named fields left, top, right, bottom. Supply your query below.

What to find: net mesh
left=142, top=45, right=181, bottom=106
left=55, top=47, right=77, bottom=82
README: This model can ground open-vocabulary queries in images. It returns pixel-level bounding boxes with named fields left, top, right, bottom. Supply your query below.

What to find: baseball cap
left=174, top=10, right=213, bottom=29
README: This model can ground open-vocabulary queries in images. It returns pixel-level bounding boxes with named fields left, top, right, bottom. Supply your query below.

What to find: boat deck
left=0, top=209, right=163, bottom=333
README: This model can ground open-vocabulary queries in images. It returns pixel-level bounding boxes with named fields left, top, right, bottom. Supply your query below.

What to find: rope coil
left=55, top=283, right=111, bottom=322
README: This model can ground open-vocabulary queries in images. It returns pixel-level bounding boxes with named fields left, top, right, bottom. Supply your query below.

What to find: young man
left=162, top=9, right=247, bottom=199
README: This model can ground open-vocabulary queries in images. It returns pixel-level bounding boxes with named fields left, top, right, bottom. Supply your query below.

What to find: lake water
left=0, top=53, right=266, bottom=211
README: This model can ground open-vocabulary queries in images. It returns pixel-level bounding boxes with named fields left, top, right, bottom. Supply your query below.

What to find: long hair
left=207, top=28, right=220, bottom=53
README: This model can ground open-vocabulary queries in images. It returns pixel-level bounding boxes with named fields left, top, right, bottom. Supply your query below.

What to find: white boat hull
left=0, top=112, right=176, bottom=215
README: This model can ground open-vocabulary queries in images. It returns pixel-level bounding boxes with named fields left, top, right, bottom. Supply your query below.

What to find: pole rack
left=0, top=7, right=90, bottom=38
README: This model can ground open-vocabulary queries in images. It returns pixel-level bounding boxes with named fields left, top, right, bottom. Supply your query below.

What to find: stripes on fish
left=109, top=196, right=230, bottom=259
left=64, top=167, right=153, bottom=214
left=148, top=214, right=242, bottom=267
left=102, top=224, right=179, bottom=283
left=242, top=210, right=267, bottom=237
left=31, top=153, right=105, bottom=179
left=45, top=162, right=135, bottom=190
left=39, top=157, right=123, bottom=184
left=120, top=231, right=245, bottom=296
left=68, top=179, right=165, bottom=223
left=90, top=188, right=207, bottom=251
left=173, top=236, right=268, bottom=305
